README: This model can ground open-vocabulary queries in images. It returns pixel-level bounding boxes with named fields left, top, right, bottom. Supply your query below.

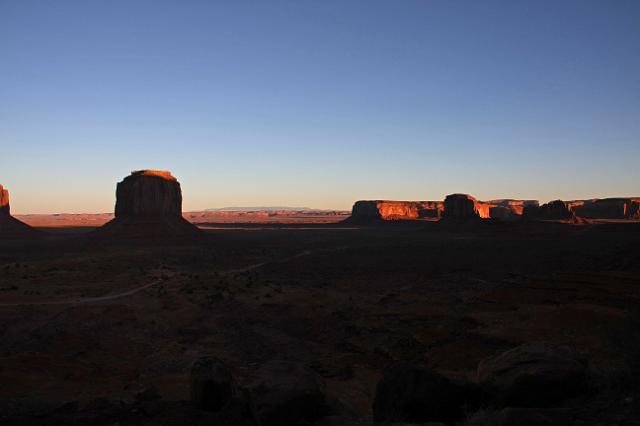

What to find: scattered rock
left=190, top=356, right=237, bottom=412
left=372, top=363, right=479, bottom=423
left=247, top=360, right=327, bottom=426
left=477, top=343, right=587, bottom=407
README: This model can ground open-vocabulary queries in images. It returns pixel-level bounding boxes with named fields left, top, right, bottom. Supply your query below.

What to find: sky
left=1, top=0, right=639, bottom=214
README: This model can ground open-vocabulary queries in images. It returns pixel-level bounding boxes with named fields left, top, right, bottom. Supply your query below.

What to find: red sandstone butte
left=0, top=184, right=39, bottom=237
left=523, top=200, right=575, bottom=221
left=567, top=198, right=640, bottom=219
left=0, top=185, right=9, bottom=216
left=442, top=193, right=485, bottom=220
left=348, top=200, right=443, bottom=222
left=97, top=170, right=200, bottom=239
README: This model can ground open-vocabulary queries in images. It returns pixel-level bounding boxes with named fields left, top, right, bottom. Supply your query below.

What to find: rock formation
left=97, top=170, right=200, bottom=239
left=247, top=361, right=327, bottom=426
left=349, top=196, right=544, bottom=223
left=487, top=199, right=539, bottom=221
left=442, top=193, right=484, bottom=220
left=373, top=363, right=479, bottom=423
left=477, top=343, right=587, bottom=407
left=567, top=197, right=640, bottom=219
left=190, top=356, right=238, bottom=412
left=0, top=185, right=39, bottom=237
left=348, top=200, right=443, bottom=222
left=523, top=200, right=575, bottom=221
left=0, top=185, right=9, bottom=216
left=115, top=170, right=182, bottom=219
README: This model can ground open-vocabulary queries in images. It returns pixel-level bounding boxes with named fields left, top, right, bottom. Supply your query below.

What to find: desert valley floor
left=1, top=220, right=640, bottom=425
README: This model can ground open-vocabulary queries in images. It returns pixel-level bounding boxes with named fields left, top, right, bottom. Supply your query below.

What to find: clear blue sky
left=1, top=0, right=639, bottom=213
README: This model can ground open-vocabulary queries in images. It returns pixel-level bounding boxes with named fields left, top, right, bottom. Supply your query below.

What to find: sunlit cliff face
left=130, top=170, right=177, bottom=181
left=351, top=200, right=443, bottom=221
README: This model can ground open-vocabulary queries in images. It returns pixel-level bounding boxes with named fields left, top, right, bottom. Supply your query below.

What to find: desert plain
left=1, top=214, right=640, bottom=425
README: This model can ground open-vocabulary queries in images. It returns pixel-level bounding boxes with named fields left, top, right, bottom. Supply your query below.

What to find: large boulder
left=373, top=363, right=479, bottom=424
left=190, top=356, right=238, bottom=412
left=247, top=361, right=327, bottom=426
left=477, top=343, right=587, bottom=407
left=96, top=170, right=200, bottom=239
left=442, top=194, right=484, bottom=220
left=348, top=200, right=443, bottom=222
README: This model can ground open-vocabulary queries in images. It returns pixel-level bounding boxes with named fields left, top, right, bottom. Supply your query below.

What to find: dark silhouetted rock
left=373, top=363, right=479, bottom=424
left=522, top=200, right=575, bottom=221
left=442, top=194, right=485, bottom=220
left=487, top=199, right=539, bottom=221
left=477, top=343, right=587, bottom=407
left=115, top=170, right=182, bottom=219
left=0, top=185, right=40, bottom=238
left=567, top=197, right=640, bottom=219
left=247, top=361, right=327, bottom=426
left=96, top=170, right=200, bottom=239
left=348, top=200, right=443, bottom=222
left=190, top=356, right=237, bottom=412
left=0, top=184, right=9, bottom=216
left=134, top=384, right=161, bottom=402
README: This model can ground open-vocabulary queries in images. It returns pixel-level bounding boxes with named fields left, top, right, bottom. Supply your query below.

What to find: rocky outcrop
left=0, top=185, right=9, bottom=216
left=442, top=194, right=484, bottom=220
left=97, top=170, right=200, bottom=239
left=567, top=198, right=640, bottom=219
left=487, top=199, right=539, bottom=221
left=348, top=200, right=443, bottom=222
left=477, top=343, right=587, bottom=407
left=373, top=363, right=479, bottom=423
left=523, top=200, right=575, bottom=221
left=350, top=196, right=543, bottom=223
left=190, top=357, right=238, bottom=412
left=247, top=361, right=327, bottom=426
left=0, top=185, right=39, bottom=237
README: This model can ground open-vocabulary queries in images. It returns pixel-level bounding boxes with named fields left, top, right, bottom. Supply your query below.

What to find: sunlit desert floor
left=1, top=220, right=640, bottom=424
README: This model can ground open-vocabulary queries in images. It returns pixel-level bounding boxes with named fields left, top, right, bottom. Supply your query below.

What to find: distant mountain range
left=205, top=206, right=315, bottom=212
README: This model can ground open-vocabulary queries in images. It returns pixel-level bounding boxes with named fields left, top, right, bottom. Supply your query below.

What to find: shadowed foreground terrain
left=1, top=221, right=640, bottom=425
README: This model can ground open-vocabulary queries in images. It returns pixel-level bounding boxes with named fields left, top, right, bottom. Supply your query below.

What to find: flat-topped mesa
left=349, top=200, right=443, bottom=222
left=567, top=197, right=640, bottom=219
left=0, top=184, right=9, bottom=216
left=115, top=170, right=182, bottom=219
left=130, top=169, right=177, bottom=181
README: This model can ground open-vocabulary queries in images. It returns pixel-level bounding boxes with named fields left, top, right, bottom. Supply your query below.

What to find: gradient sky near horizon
left=1, top=1, right=639, bottom=214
